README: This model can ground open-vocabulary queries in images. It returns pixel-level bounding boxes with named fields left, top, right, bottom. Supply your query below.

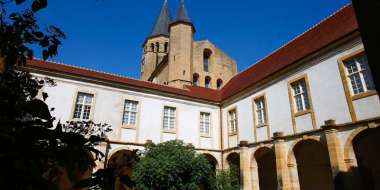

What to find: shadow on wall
left=335, top=126, right=380, bottom=190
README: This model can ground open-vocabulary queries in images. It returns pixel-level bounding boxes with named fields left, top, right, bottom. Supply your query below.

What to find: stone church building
left=26, top=1, right=380, bottom=190
left=141, top=0, right=237, bottom=89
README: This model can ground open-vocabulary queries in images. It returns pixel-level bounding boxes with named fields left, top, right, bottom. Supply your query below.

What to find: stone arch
left=205, top=76, right=211, bottom=88
left=224, top=151, right=240, bottom=170
left=203, top=49, right=212, bottom=72
left=288, top=138, right=334, bottom=190
left=251, top=145, right=277, bottom=190
left=164, top=42, right=169, bottom=52
left=193, top=73, right=200, bottom=86
left=217, top=78, right=223, bottom=89
left=155, top=42, right=160, bottom=52
left=150, top=43, right=155, bottom=52
left=349, top=125, right=380, bottom=190
left=224, top=152, right=241, bottom=187
left=344, top=126, right=367, bottom=169
left=287, top=136, right=321, bottom=165
left=107, top=149, right=139, bottom=190
left=250, top=144, right=273, bottom=168
left=202, top=153, right=219, bottom=171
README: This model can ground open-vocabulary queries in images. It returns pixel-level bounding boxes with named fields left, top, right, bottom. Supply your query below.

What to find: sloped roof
left=26, top=4, right=358, bottom=104
left=150, top=0, right=172, bottom=37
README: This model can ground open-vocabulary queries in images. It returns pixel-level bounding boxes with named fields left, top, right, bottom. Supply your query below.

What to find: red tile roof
left=26, top=3, right=358, bottom=104
left=27, top=59, right=222, bottom=103
left=221, top=4, right=358, bottom=100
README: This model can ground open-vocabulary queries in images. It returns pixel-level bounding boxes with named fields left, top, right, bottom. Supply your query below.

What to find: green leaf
left=15, top=0, right=26, bottom=5
left=42, top=49, right=49, bottom=60
left=33, top=31, right=44, bottom=38
left=32, top=0, right=48, bottom=12
left=39, top=37, right=49, bottom=47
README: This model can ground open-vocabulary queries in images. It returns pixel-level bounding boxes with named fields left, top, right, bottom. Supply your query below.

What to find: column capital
left=322, top=119, right=337, bottom=129
left=239, top=140, right=249, bottom=148
left=272, top=132, right=285, bottom=141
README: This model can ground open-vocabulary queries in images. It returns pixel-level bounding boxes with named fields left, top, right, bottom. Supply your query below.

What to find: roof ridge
left=28, top=59, right=222, bottom=103
left=33, top=57, right=140, bottom=81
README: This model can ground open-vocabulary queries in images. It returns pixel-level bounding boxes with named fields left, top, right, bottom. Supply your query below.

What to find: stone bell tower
left=141, top=0, right=171, bottom=81
left=167, top=0, right=195, bottom=88
left=141, top=0, right=237, bottom=89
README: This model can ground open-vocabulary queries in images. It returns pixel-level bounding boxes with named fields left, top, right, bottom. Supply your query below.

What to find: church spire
left=150, top=0, right=172, bottom=37
left=175, top=0, right=191, bottom=23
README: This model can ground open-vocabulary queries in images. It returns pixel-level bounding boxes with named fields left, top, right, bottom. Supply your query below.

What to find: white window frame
left=122, top=100, right=139, bottom=128
left=200, top=112, right=211, bottom=137
left=228, top=109, right=238, bottom=135
left=344, top=54, right=375, bottom=95
left=163, top=106, right=176, bottom=131
left=291, top=80, right=310, bottom=113
left=73, top=92, right=94, bottom=120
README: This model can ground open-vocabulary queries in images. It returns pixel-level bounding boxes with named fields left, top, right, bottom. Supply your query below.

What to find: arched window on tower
left=164, top=42, right=169, bottom=53
left=193, top=73, right=199, bottom=86
left=217, top=79, right=223, bottom=89
left=156, top=42, right=160, bottom=52
left=150, top=43, right=155, bottom=52
left=205, top=76, right=211, bottom=88
left=203, top=49, right=212, bottom=72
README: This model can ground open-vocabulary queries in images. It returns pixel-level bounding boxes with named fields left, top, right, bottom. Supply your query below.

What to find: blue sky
left=32, top=0, right=351, bottom=79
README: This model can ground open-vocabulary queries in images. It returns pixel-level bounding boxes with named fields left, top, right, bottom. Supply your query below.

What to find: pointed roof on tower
left=150, top=0, right=172, bottom=37
left=170, top=0, right=195, bottom=33
left=175, top=0, right=191, bottom=23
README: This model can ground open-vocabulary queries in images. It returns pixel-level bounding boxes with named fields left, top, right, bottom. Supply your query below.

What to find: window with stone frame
left=122, top=100, right=139, bottom=127
left=291, top=79, right=310, bottom=113
left=163, top=106, right=176, bottom=130
left=73, top=93, right=94, bottom=120
left=344, top=54, right=375, bottom=95
left=200, top=112, right=211, bottom=136
left=228, top=109, right=238, bottom=135
left=254, top=97, right=267, bottom=126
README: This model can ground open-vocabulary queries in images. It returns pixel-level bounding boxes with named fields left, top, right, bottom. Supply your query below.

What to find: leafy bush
left=133, top=140, right=214, bottom=190
left=215, top=165, right=240, bottom=190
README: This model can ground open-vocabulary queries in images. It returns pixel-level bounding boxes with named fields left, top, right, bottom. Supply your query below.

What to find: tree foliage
left=215, top=166, right=240, bottom=190
left=0, top=68, right=113, bottom=189
left=133, top=140, right=214, bottom=190
left=0, top=0, right=65, bottom=68
left=0, top=1, right=113, bottom=189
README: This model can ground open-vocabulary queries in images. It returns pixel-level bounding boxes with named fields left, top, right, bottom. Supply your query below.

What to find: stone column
left=322, top=120, right=354, bottom=190
left=239, top=141, right=252, bottom=190
left=322, top=120, right=347, bottom=176
left=273, top=132, right=292, bottom=190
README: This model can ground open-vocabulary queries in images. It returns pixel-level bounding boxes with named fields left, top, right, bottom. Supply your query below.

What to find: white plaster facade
left=221, top=38, right=380, bottom=149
